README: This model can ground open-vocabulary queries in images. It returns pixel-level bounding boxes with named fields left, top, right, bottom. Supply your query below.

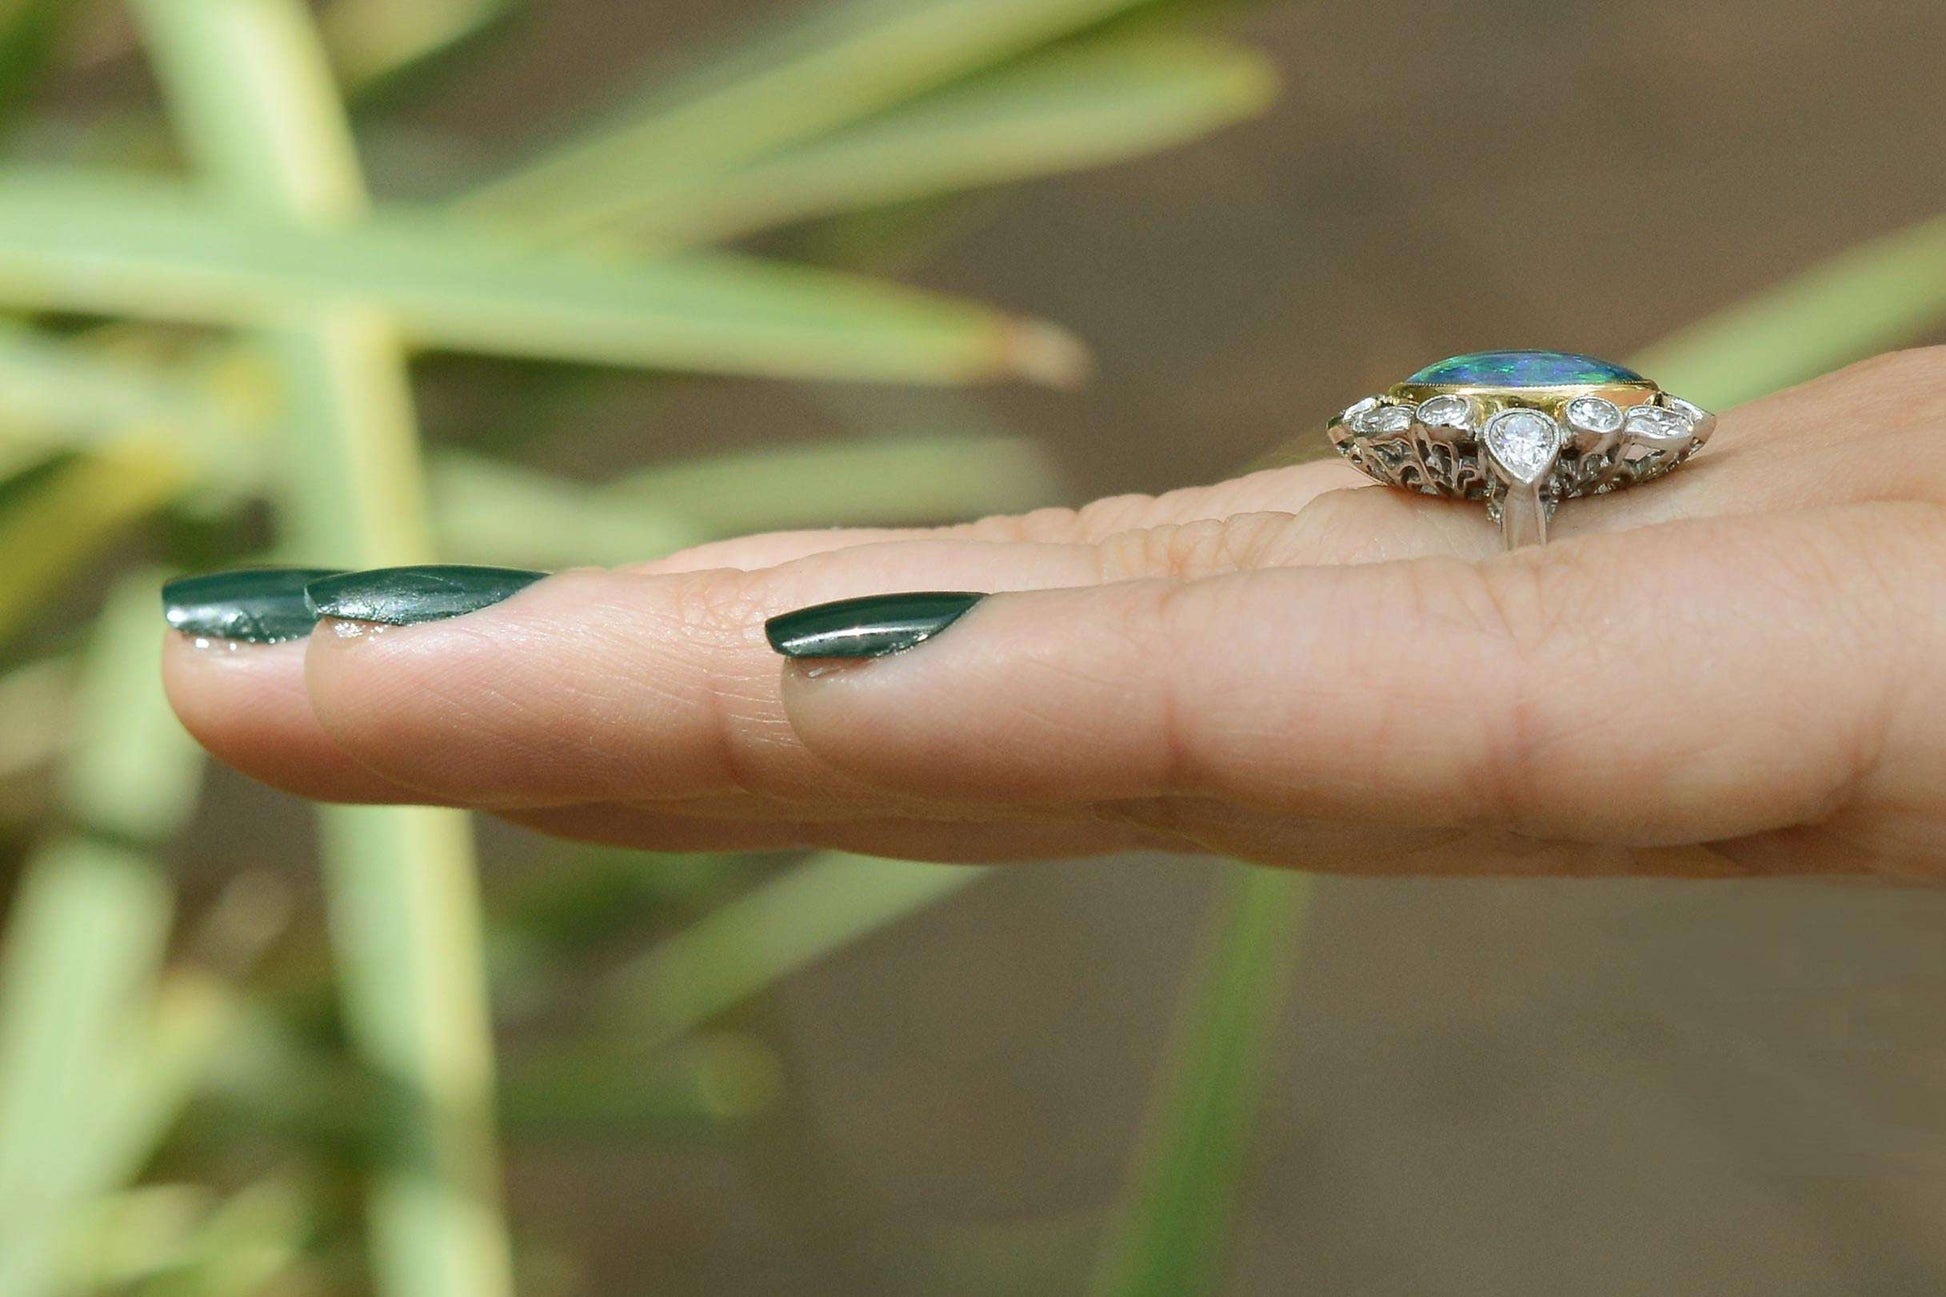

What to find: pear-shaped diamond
left=1623, top=403, right=1693, bottom=442
left=1484, top=409, right=1561, bottom=484
left=1354, top=403, right=1414, bottom=436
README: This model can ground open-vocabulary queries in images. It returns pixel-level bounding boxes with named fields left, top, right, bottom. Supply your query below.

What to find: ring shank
left=1499, top=485, right=1547, bottom=549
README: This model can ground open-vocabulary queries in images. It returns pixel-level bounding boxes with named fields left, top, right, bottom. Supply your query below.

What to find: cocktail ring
left=1326, top=350, right=1715, bottom=548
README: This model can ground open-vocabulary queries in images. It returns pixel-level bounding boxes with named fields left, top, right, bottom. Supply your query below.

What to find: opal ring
left=1326, top=350, right=1715, bottom=549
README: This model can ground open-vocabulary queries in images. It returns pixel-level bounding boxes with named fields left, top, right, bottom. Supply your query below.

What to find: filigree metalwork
left=1330, top=409, right=1491, bottom=499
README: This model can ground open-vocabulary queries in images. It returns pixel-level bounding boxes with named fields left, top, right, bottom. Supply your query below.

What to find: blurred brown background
left=173, top=0, right=1946, bottom=1292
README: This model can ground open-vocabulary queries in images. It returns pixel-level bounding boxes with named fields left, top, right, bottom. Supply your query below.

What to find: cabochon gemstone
left=1406, top=350, right=1645, bottom=388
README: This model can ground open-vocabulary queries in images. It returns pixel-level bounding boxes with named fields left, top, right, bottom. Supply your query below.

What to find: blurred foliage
left=1087, top=867, right=1310, bottom=1297
left=1, top=0, right=1941, bottom=1294
left=0, top=0, right=1283, bottom=1294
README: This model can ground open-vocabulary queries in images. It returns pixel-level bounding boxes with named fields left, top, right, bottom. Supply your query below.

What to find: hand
left=163, top=349, right=1946, bottom=878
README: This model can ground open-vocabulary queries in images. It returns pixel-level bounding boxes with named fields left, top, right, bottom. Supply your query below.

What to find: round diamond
left=1417, top=394, right=1474, bottom=429
left=1564, top=395, right=1623, bottom=435
left=1624, top=403, right=1693, bottom=441
left=1484, top=409, right=1561, bottom=483
left=1353, top=403, right=1414, bottom=435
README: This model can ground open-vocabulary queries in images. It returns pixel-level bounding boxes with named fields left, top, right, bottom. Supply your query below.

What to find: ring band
left=1326, top=350, right=1715, bottom=549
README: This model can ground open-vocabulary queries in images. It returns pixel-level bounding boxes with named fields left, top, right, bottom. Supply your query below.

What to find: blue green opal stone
left=1406, top=350, right=1645, bottom=387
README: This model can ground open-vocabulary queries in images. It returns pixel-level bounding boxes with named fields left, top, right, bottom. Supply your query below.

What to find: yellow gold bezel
left=1388, top=379, right=1660, bottom=409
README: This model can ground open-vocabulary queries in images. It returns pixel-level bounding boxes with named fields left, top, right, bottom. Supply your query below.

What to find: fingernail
left=162, top=567, right=346, bottom=644
left=305, top=565, right=547, bottom=626
left=765, top=591, right=985, bottom=660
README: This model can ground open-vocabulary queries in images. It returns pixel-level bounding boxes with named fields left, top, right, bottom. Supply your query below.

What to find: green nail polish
left=765, top=592, right=985, bottom=660
left=162, top=567, right=346, bottom=643
left=305, top=565, right=546, bottom=626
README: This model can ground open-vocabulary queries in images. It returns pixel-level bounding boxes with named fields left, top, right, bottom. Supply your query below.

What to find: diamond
left=1353, top=403, right=1414, bottom=435
left=1564, top=395, right=1623, bottom=435
left=1623, top=403, right=1693, bottom=441
left=1484, top=409, right=1561, bottom=483
left=1662, top=396, right=1715, bottom=444
left=1417, top=394, right=1475, bottom=429
left=1340, top=396, right=1379, bottom=425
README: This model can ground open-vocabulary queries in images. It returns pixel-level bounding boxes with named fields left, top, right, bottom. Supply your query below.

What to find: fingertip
left=160, top=631, right=431, bottom=805
left=298, top=568, right=653, bottom=805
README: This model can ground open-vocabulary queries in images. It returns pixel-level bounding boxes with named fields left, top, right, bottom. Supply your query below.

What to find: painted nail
left=765, top=591, right=986, bottom=660
left=304, top=565, right=547, bottom=626
left=162, top=567, right=346, bottom=644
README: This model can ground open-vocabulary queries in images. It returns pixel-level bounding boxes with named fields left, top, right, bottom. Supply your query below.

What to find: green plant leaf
left=135, top=1176, right=309, bottom=1297
left=0, top=575, right=222, bottom=1297
left=80, top=1175, right=310, bottom=1296
left=1631, top=210, right=1946, bottom=410
left=606, top=430, right=1062, bottom=535
left=605, top=852, right=990, bottom=1046
left=0, top=324, right=262, bottom=485
left=88, top=974, right=243, bottom=1207
left=316, top=804, right=510, bottom=1297
left=0, top=169, right=1087, bottom=385
left=201, top=1012, right=778, bottom=1146
left=498, top=1035, right=783, bottom=1139
left=460, top=0, right=1175, bottom=237
left=321, top=0, right=516, bottom=96
left=71, top=1184, right=213, bottom=1292
left=429, top=451, right=703, bottom=567
left=0, top=837, right=174, bottom=1297
left=0, top=0, right=81, bottom=127
left=59, top=570, right=207, bottom=843
left=633, top=33, right=1278, bottom=245
left=0, top=445, right=186, bottom=647
left=1087, top=865, right=1310, bottom=1297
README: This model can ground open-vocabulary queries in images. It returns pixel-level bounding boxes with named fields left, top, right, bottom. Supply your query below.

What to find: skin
left=163, top=348, right=1946, bottom=878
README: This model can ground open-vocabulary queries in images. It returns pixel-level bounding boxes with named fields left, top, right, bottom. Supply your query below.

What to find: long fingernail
left=305, top=565, right=546, bottom=626
left=765, top=592, right=986, bottom=659
left=162, top=567, right=346, bottom=643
